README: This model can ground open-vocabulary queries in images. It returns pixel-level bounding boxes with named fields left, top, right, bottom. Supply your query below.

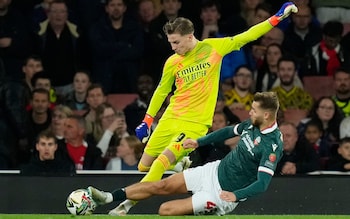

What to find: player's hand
left=182, top=139, right=198, bottom=149
left=268, top=2, right=298, bottom=26
left=135, top=114, right=153, bottom=143
left=219, top=190, right=236, bottom=202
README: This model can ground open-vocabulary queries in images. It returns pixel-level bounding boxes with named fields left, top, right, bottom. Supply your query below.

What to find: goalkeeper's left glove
left=268, top=2, right=298, bottom=26
left=135, top=114, right=153, bottom=143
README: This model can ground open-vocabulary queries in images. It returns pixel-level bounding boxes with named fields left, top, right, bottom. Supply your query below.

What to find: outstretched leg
left=88, top=172, right=188, bottom=207
left=125, top=171, right=187, bottom=200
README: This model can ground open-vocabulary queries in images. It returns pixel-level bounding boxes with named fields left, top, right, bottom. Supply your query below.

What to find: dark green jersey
left=197, top=119, right=283, bottom=200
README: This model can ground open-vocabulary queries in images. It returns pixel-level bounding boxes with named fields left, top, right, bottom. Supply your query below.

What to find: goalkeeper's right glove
left=135, top=114, right=154, bottom=143
left=268, top=2, right=298, bottom=26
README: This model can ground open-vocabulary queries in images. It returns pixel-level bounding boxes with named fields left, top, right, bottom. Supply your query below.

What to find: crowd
left=1, top=0, right=350, bottom=175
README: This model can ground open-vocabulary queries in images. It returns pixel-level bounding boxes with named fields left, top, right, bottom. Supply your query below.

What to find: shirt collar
left=261, top=121, right=278, bottom=134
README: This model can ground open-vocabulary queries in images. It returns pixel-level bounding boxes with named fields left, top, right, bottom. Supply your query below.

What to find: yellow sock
left=141, top=154, right=170, bottom=182
left=138, top=162, right=150, bottom=172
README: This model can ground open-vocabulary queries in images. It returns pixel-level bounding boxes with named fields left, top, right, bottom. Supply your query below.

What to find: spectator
left=30, top=71, right=58, bottom=107
left=106, top=135, right=144, bottom=170
left=147, top=0, right=182, bottom=81
left=224, top=65, right=254, bottom=111
left=255, top=43, right=283, bottom=92
left=270, top=56, right=313, bottom=111
left=282, top=4, right=322, bottom=77
left=37, top=0, right=84, bottom=96
left=124, top=74, right=154, bottom=134
left=310, top=20, right=345, bottom=76
left=93, top=103, right=130, bottom=161
left=327, top=137, right=350, bottom=171
left=84, top=83, right=107, bottom=134
left=48, top=104, right=73, bottom=140
left=181, top=0, right=240, bottom=31
left=21, top=55, right=43, bottom=106
left=48, top=105, right=74, bottom=162
left=64, top=70, right=91, bottom=111
left=239, top=0, right=264, bottom=27
left=197, top=0, right=223, bottom=40
left=332, top=67, right=350, bottom=117
left=250, top=27, right=285, bottom=71
left=138, top=0, right=157, bottom=31
left=303, top=119, right=331, bottom=169
left=32, top=0, right=77, bottom=28
left=298, top=96, right=344, bottom=152
left=276, top=122, right=319, bottom=175
left=62, top=115, right=104, bottom=170
left=89, top=0, right=144, bottom=94
left=0, top=0, right=37, bottom=81
left=251, top=2, right=273, bottom=26
left=20, top=129, right=75, bottom=176
left=137, top=0, right=157, bottom=79
left=0, top=75, right=28, bottom=169
left=24, top=88, right=52, bottom=164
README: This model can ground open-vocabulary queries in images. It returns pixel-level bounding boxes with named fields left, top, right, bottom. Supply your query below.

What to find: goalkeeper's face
left=167, top=33, right=195, bottom=56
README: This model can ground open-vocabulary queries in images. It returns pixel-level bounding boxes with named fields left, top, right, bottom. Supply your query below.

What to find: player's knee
left=158, top=202, right=173, bottom=216
left=152, top=179, right=167, bottom=191
left=138, top=162, right=150, bottom=172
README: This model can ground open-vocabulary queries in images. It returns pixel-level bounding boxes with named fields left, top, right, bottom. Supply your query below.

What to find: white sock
left=106, top=192, right=113, bottom=203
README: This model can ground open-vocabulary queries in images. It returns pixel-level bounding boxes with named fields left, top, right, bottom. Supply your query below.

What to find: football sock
left=141, top=154, right=170, bottom=182
left=111, top=188, right=126, bottom=202
left=138, top=162, right=150, bottom=172
left=105, top=193, right=113, bottom=203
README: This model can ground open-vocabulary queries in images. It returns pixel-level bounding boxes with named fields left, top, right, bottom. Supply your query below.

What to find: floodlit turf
left=0, top=215, right=350, bottom=219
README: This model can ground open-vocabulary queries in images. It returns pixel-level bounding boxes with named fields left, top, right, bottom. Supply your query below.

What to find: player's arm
left=146, top=61, right=175, bottom=117
left=232, top=2, right=298, bottom=48
left=183, top=124, right=241, bottom=149
left=135, top=59, right=175, bottom=142
left=232, top=170, right=273, bottom=201
left=232, top=136, right=283, bottom=201
left=219, top=171, right=272, bottom=202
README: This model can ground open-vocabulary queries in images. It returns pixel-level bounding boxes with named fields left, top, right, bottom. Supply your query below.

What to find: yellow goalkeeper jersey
left=146, top=20, right=273, bottom=127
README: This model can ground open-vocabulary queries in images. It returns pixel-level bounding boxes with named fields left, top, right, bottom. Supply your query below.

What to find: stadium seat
left=302, top=76, right=334, bottom=101
left=283, top=109, right=308, bottom=126
left=107, top=94, right=139, bottom=110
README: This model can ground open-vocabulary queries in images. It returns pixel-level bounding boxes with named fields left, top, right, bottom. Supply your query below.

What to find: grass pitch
left=0, top=215, right=349, bottom=219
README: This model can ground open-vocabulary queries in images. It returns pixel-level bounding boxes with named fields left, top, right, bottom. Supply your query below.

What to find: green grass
left=0, top=215, right=350, bottom=219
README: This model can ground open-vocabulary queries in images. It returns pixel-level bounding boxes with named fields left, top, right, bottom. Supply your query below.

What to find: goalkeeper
left=107, top=2, right=298, bottom=216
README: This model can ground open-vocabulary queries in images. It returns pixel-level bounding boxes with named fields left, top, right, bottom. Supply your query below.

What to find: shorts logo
left=269, top=153, right=276, bottom=162
left=199, top=201, right=217, bottom=215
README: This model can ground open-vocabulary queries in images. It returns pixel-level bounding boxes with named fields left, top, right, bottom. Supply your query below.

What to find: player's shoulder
left=262, top=129, right=283, bottom=153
